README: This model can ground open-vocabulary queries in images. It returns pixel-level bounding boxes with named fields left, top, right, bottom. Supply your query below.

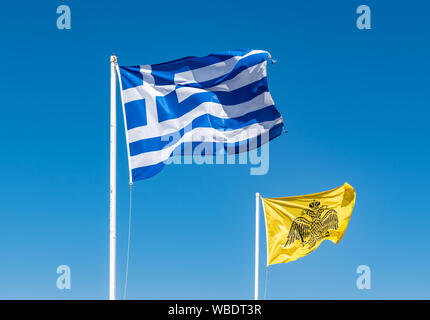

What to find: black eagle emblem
left=284, top=200, right=339, bottom=249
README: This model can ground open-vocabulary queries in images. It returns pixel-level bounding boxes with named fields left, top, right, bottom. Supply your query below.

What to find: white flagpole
left=109, top=54, right=117, bottom=300
left=254, top=192, right=261, bottom=300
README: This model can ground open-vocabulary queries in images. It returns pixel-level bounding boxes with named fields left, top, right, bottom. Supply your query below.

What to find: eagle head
left=309, top=200, right=320, bottom=210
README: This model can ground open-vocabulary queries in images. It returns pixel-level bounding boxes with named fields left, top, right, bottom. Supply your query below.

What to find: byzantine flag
left=261, top=183, right=356, bottom=265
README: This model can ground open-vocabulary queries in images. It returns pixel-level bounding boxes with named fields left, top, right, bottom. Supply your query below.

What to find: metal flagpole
left=110, top=54, right=117, bottom=300
left=254, top=192, right=261, bottom=300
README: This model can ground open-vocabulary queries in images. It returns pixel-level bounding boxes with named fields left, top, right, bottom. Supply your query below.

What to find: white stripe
left=123, top=60, right=267, bottom=105
left=174, top=50, right=268, bottom=85
left=122, top=84, right=175, bottom=104
left=130, top=118, right=282, bottom=168
left=139, top=65, right=155, bottom=85
left=127, top=91, right=275, bottom=142
left=175, top=61, right=267, bottom=103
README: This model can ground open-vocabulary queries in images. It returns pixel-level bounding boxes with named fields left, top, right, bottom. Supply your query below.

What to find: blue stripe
left=156, top=78, right=268, bottom=122
left=131, top=161, right=166, bottom=181
left=124, top=99, right=147, bottom=129
left=118, top=49, right=264, bottom=87
left=119, top=66, right=143, bottom=90
left=223, top=122, right=283, bottom=154
left=129, top=105, right=281, bottom=155
left=130, top=122, right=283, bottom=182
left=180, top=121, right=283, bottom=155
left=150, top=49, right=253, bottom=72
left=150, top=51, right=269, bottom=86
left=186, top=52, right=269, bottom=89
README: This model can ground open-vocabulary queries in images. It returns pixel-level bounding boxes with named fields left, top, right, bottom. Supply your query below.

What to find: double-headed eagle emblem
left=284, top=200, right=339, bottom=249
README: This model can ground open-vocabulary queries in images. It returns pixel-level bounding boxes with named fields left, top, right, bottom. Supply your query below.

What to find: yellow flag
left=262, top=183, right=356, bottom=265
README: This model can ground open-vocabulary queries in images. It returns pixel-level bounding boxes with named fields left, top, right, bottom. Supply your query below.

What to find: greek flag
left=117, top=49, right=284, bottom=182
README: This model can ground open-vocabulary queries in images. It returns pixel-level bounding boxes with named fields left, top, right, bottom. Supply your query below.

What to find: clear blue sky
left=0, top=0, right=429, bottom=299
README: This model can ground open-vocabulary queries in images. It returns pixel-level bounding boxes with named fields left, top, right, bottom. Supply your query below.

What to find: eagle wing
left=321, top=209, right=338, bottom=232
left=284, top=217, right=311, bottom=247
left=316, top=205, right=328, bottom=215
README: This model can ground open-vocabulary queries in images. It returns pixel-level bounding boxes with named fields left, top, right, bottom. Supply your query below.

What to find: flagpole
left=254, top=192, right=261, bottom=300
left=109, top=54, right=117, bottom=300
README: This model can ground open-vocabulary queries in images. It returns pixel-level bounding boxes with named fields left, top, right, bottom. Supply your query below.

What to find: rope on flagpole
left=123, top=183, right=133, bottom=299
left=264, top=267, right=269, bottom=300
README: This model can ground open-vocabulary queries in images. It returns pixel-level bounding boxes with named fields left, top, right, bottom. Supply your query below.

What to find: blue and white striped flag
left=117, top=49, right=284, bottom=182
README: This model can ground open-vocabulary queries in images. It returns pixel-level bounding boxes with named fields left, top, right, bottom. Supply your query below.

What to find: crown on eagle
left=309, top=200, right=321, bottom=210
